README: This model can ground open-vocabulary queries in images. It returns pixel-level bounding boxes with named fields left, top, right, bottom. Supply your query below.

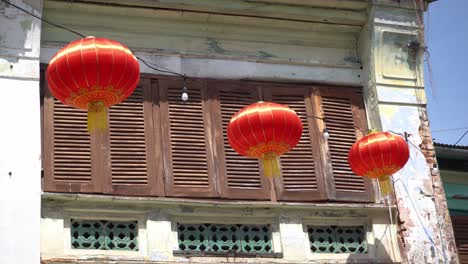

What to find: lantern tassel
left=378, top=176, right=393, bottom=197
left=87, top=101, right=108, bottom=133
left=261, top=153, right=281, bottom=178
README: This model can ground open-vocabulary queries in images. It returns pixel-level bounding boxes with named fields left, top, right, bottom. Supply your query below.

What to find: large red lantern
left=348, top=131, right=410, bottom=197
left=227, top=102, right=303, bottom=177
left=46, top=37, right=140, bottom=133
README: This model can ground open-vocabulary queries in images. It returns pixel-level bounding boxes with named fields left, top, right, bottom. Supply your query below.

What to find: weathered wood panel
left=42, top=0, right=362, bottom=69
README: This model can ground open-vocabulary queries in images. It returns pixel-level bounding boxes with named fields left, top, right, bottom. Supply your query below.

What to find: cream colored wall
left=36, top=0, right=458, bottom=263
left=41, top=194, right=400, bottom=263
left=39, top=0, right=365, bottom=86
left=359, top=3, right=458, bottom=263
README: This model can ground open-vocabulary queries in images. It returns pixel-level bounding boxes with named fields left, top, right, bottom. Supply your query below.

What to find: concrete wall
left=41, top=194, right=400, bottom=264
left=359, top=2, right=458, bottom=263
left=39, top=0, right=365, bottom=86
left=0, top=0, right=43, bottom=263
left=0, top=0, right=454, bottom=263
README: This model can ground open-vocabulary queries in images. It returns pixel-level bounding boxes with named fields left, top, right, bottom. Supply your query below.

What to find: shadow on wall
left=0, top=0, right=42, bottom=69
left=342, top=238, right=395, bottom=264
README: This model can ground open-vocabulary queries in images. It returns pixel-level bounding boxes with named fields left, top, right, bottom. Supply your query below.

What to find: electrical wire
left=393, top=177, right=448, bottom=263
left=432, top=126, right=468, bottom=133
left=454, top=130, right=468, bottom=145
left=0, top=0, right=185, bottom=79
left=136, top=57, right=185, bottom=78
left=0, top=0, right=85, bottom=38
left=4, top=0, right=453, bottom=260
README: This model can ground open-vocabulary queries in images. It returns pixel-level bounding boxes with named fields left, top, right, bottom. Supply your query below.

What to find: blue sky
left=425, top=0, right=468, bottom=145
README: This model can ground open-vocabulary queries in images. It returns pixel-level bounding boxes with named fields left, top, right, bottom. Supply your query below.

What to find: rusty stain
left=418, top=108, right=459, bottom=263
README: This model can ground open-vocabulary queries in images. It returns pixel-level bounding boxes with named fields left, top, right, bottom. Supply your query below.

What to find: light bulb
left=181, top=92, right=188, bottom=101
left=323, top=128, right=330, bottom=140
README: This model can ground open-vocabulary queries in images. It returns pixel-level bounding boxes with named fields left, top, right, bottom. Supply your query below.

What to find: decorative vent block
left=177, top=223, right=273, bottom=255
left=308, top=226, right=367, bottom=254
left=71, top=219, right=138, bottom=251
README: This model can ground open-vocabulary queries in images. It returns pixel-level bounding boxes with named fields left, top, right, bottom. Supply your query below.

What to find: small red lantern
left=348, top=131, right=410, bottom=197
left=227, top=102, right=303, bottom=177
left=46, top=37, right=140, bottom=133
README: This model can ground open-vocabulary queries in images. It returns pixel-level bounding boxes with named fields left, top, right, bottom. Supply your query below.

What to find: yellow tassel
left=261, top=152, right=281, bottom=178
left=378, top=176, right=393, bottom=197
left=87, top=101, right=108, bottom=133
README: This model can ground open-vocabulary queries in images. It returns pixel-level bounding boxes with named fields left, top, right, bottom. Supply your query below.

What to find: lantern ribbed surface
left=348, top=131, right=409, bottom=196
left=46, top=37, right=140, bottom=133
left=227, top=102, right=303, bottom=177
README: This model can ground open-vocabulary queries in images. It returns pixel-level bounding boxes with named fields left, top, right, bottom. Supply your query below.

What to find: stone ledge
left=42, top=192, right=391, bottom=211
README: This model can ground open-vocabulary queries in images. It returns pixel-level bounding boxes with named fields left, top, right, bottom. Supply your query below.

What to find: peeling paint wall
left=39, top=0, right=365, bottom=85
left=358, top=2, right=458, bottom=263
left=0, top=0, right=43, bottom=263
left=41, top=195, right=400, bottom=263
left=0, top=0, right=454, bottom=263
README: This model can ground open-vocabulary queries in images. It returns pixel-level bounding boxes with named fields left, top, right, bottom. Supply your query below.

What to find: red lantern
left=46, top=37, right=140, bottom=133
left=227, top=102, right=303, bottom=177
left=348, top=131, right=410, bottom=197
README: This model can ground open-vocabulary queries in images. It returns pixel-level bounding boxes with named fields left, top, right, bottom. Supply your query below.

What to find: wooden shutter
left=106, top=78, right=162, bottom=196
left=316, top=88, right=374, bottom=202
left=43, top=79, right=99, bottom=193
left=265, top=87, right=326, bottom=201
left=159, top=79, right=217, bottom=198
left=452, top=215, right=468, bottom=264
left=210, top=82, right=270, bottom=200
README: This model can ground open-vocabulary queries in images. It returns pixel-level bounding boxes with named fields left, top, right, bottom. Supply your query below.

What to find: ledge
left=42, top=192, right=391, bottom=211
left=173, top=251, right=283, bottom=258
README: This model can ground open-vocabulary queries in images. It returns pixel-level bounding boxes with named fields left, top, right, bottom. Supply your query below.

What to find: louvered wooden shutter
left=452, top=215, right=468, bottom=264
left=106, top=78, right=162, bottom=196
left=159, top=79, right=217, bottom=198
left=43, top=79, right=99, bottom=193
left=265, top=87, right=326, bottom=201
left=317, top=88, right=374, bottom=202
left=210, top=82, right=270, bottom=200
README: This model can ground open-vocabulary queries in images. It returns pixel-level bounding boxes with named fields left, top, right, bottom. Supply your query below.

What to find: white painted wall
left=359, top=4, right=458, bottom=263
left=41, top=196, right=400, bottom=263
left=0, top=1, right=42, bottom=263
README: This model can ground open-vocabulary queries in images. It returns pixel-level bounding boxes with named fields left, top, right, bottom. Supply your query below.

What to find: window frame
left=63, top=210, right=148, bottom=257
left=41, top=69, right=376, bottom=203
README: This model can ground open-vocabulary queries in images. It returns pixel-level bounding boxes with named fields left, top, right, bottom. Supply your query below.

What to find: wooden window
left=264, top=86, right=326, bottom=201
left=43, top=77, right=162, bottom=196
left=42, top=73, right=374, bottom=202
left=210, top=81, right=270, bottom=200
left=451, top=215, right=468, bottom=264
left=159, top=79, right=217, bottom=198
left=315, top=88, right=374, bottom=202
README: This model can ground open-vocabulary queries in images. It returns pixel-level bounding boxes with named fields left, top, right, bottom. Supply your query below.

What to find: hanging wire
left=0, top=0, right=86, bottom=38
left=432, top=126, right=468, bottom=133
left=454, top=130, right=468, bottom=145
left=0, top=0, right=185, bottom=79
left=136, top=57, right=185, bottom=77
left=4, top=0, right=453, bottom=260
left=393, top=177, right=448, bottom=263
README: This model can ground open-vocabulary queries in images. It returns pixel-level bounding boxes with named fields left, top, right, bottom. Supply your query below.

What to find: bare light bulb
left=323, top=128, right=330, bottom=140
left=181, top=90, right=188, bottom=101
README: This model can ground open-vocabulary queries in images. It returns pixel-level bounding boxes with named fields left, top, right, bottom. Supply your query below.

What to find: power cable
left=3, top=0, right=452, bottom=261
left=432, top=127, right=468, bottom=133
left=0, top=0, right=184, bottom=79
left=0, top=0, right=85, bottom=38
left=454, top=130, right=468, bottom=145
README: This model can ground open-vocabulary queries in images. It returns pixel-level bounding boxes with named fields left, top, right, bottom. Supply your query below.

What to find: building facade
left=0, top=0, right=459, bottom=263
left=436, top=143, right=468, bottom=263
